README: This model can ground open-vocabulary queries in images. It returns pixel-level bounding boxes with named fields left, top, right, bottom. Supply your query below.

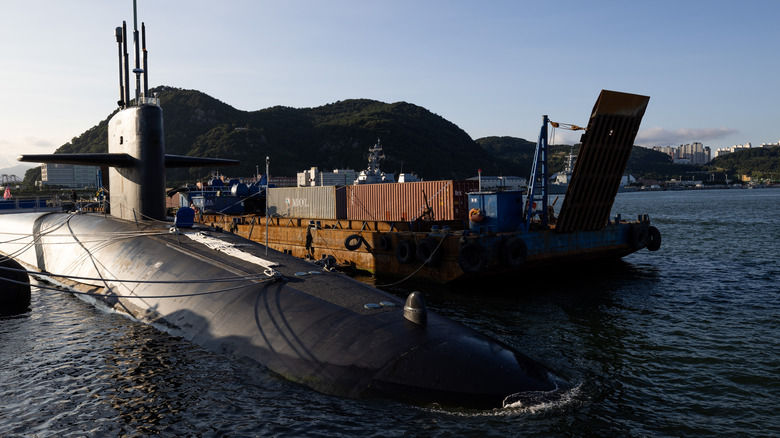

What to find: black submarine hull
left=0, top=211, right=562, bottom=409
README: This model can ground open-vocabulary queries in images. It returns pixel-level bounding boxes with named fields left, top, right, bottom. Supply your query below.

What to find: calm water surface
left=1, top=189, right=778, bottom=437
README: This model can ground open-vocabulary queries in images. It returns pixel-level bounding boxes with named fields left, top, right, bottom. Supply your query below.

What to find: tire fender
left=416, top=237, right=442, bottom=266
left=501, top=236, right=527, bottom=269
left=344, top=234, right=363, bottom=251
left=395, top=239, right=416, bottom=264
left=457, top=241, right=488, bottom=275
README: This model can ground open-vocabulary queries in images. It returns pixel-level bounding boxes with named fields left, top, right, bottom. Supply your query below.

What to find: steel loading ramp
left=554, top=90, right=650, bottom=233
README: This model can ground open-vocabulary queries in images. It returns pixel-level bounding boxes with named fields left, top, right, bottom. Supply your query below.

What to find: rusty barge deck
left=195, top=212, right=657, bottom=284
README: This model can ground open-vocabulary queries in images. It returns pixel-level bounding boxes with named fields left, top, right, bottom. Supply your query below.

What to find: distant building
left=714, top=142, right=752, bottom=158
left=269, top=176, right=297, bottom=187
left=297, top=167, right=357, bottom=186
left=467, top=175, right=527, bottom=191
left=653, top=142, right=711, bottom=164
left=41, top=163, right=99, bottom=188
left=653, top=145, right=676, bottom=159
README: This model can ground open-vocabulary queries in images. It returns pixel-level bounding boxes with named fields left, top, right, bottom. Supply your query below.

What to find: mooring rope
left=0, top=273, right=280, bottom=299
left=375, top=232, right=448, bottom=287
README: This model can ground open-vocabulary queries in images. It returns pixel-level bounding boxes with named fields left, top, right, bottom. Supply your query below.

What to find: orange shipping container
left=345, top=180, right=478, bottom=222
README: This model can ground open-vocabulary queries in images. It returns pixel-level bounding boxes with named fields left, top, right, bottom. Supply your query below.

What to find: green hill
left=43, top=87, right=501, bottom=184
left=24, top=87, right=775, bottom=187
left=707, top=147, right=780, bottom=180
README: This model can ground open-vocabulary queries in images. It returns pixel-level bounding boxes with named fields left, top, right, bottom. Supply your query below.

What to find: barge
left=188, top=90, right=661, bottom=284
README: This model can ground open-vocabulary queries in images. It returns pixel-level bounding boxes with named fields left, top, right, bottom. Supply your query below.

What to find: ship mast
left=116, top=0, right=148, bottom=108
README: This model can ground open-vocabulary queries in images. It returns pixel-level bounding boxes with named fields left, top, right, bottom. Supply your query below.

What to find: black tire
left=630, top=224, right=648, bottom=250
left=646, top=226, right=662, bottom=251
left=344, top=234, right=362, bottom=251
left=416, top=237, right=442, bottom=266
left=457, top=241, right=488, bottom=275
left=395, top=239, right=416, bottom=264
left=378, top=234, right=392, bottom=251
left=501, top=237, right=527, bottom=269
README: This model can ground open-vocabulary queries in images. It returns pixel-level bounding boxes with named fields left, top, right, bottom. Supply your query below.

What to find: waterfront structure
left=297, top=167, right=356, bottom=186
left=467, top=175, right=526, bottom=191
left=40, top=163, right=99, bottom=187
left=269, top=176, right=297, bottom=187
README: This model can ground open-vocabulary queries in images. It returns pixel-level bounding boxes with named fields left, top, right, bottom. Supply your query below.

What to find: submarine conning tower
left=17, top=5, right=238, bottom=222
left=108, top=13, right=165, bottom=222
left=108, top=102, right=166, bottom=221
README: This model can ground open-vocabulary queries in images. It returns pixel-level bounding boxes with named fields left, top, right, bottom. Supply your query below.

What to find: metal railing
left=0, top=196, right=62, bottom=213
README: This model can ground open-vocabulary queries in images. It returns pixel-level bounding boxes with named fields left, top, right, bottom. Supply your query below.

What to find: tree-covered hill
left=22, top=86, right=776, bottom=187
left=41, top=87, right=502, bottom=184
left=475, top=136, right=581, bottom=176
left=707, top=146, right=780, bottom=180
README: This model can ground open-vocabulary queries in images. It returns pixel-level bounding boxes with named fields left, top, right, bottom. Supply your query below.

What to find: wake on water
left=421, top=383, right=582, bottom=418
left=502, top=385, right=580, bottom=413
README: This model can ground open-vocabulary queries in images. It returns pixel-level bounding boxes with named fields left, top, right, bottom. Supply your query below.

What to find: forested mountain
left=23, top=87, right=774, bottom=187
left=43, top=87, right=501, bottom=184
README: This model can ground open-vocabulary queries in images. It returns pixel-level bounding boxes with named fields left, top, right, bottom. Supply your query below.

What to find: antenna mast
left=132, top=0, right=142, bottom=102
left=115, top=26, right=124, bottom=107
left=116, top=0, right=149, bottom=108
left=142, top=22, right=148, bottom=97
left=123, top=21, right=130, bottom=107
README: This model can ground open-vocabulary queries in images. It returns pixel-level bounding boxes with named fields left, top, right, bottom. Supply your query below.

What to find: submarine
left=0, top=6, right=564, bottom=409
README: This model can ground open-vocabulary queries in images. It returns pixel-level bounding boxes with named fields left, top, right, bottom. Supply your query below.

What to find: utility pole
left=265, top=156, right=269, bottom=256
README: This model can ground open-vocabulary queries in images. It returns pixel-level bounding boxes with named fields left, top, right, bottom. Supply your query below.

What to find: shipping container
left=346, top=180, right=478, bottom=222
left=267, top=186, right=347, bottom=219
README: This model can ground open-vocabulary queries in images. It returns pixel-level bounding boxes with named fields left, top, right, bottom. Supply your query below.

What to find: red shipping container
left=346, top=180, right=478, bottom=221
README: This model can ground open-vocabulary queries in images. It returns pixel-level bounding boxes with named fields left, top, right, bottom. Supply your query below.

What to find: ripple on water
left=1, top=190, right=779, bottom=437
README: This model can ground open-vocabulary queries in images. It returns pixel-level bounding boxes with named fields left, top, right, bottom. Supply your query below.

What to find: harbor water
left=1, top=189, right=778, bottom=437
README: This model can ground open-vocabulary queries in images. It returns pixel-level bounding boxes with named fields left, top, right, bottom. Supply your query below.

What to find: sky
left=1, top=0, right=779, bottom=171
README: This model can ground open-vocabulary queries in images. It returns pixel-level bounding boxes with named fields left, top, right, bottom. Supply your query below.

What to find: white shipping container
left=267, top=186, right=347, bottom=219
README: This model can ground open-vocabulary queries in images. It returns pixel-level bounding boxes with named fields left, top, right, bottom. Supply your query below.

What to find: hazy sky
left=1, top=0, right=778, bottom=169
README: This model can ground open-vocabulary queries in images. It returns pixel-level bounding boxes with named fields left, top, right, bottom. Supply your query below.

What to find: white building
left=654, top=142, right=711, bottom=164
left=714, top=142, right=752, bottom=158
left=297, top=167, right=357, bottom=186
